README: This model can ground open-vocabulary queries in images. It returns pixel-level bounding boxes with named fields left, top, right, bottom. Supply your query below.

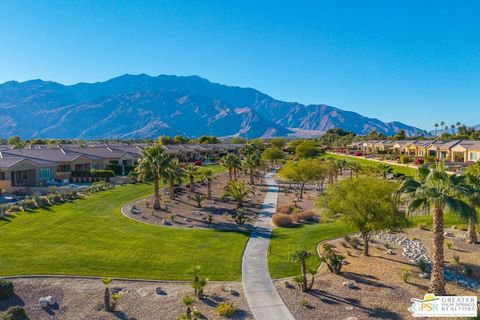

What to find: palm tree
left=182, top=295, right=195, bottom=320
left=396, top=163, right=473, bottom=294
left=378, top=164, right=393, bottom=179
left=102, top=278, right=113, bottom=311
left=188, top=192, right=206, bottom=208
left=224, top=180, right=251, bottom=209
left=221, top=153, right=241, bottom=182
left=450, top=124, right=456, bottom=135
left=434, top=123, right=439, bottom=136
left=242, top=153, right=262, bottom=185
left=136, top=145, right=171, bottom=210
left=464, top=173, right=480, bottom=244
left=290, top=249, right=313, bottom=292
left=201, top=169, right=214, bottom=200
left=184, top=164, right=198, bottom=192
left=161, top=159, right=185, bottom=200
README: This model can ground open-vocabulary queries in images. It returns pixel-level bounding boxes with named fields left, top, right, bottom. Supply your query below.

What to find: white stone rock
left=385, top=250, right=394, bottom=255
left=45, top=296, right=55, bottom=306
left=39, top=297, right=48, bottom=308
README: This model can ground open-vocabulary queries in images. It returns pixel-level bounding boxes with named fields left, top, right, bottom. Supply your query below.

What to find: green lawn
left=321, top=153, right=419, bottom=177
left=0, top=166, right=249, bottom=281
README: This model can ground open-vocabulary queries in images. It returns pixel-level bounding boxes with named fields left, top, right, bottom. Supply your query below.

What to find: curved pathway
left=242, top=172, right=295, bottom=320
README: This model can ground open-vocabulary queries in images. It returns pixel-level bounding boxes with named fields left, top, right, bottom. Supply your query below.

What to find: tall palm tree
left=224, top=180, right=251, bottom=209
left=136, top=145, right=171, bottom=210
left=161, top=159, right=185, bottom=200
left=184, top=164, right=198, bottom=192
left=450, top=124, right=456, bottom=135
left=434, top=123, right=439, bottom=136
left=201, top=169, right=214, bottom=200
left=464, top=173, right=480, bottom=244
left=242, top=153, right=262, bottom=185
left=291, top=249, right=313, bottom=292
left=221, top=153, right=241, bottom=182
left=396, top=163, right=473, bottom=294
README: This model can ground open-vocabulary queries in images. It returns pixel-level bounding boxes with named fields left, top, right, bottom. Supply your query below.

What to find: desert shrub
left=272, top=213, right=294, bottom=227
left=0, top=280, right=14, bottom=300
left=318, top=243, right=345, bottom=274
left=295, top=210, right=318, bottom=222
left=277, top=204, right=296, bottom=214
left=345, top=236, right=361, bottom=249
left=298, top=299, right=309, bottom=307
left=400, top=155, right=411, bottom=164
left=445, top=241, right=453, bottom=249
left=6, top=205, right=21, bottom=213
left=453, top=255, right=460, bottom=265
left=399, top=269, right=412, bottom=283
left=216, top=302, right=235, bottom=318
left=1, top=306, right=28, bottom=320
left=416, top=259, right=430, bottom=273
left=424, top=156, right=436, bottom=163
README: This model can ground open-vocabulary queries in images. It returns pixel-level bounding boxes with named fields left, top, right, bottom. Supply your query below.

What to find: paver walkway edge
left=242, top=171, right=295, bottom=320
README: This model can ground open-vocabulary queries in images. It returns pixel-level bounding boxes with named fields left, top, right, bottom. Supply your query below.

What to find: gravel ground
left=0, top=278, right=253, bottom=320
left=274, top=228, right=478, bottom=320
left=125, top=171, right=266, bottom=231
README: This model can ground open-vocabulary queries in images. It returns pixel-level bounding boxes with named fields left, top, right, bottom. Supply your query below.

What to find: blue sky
left=1, top=0, right=479, bottom=129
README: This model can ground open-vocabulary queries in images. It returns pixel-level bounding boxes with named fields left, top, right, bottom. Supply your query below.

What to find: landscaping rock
left=342, top=281, right=356, bottom=289
left=39, top=297, right=49, bottom=308
left=418, top=272, right=429, bottom=279
left=385, top=250, right=394, bottom=255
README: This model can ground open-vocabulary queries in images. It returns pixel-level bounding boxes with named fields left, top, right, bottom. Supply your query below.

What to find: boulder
left=39, top=297, right=49, bottom=308
left=385, top=250, right=394, bottom=255
left=342, top=281, right=356, bottom=289
left=45, top=296, right=56, bottom=306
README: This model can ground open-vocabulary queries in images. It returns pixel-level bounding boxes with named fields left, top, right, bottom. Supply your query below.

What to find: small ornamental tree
left=320, top=177, right=407, bottom=256
left=262, top=147, right=285, bottom=166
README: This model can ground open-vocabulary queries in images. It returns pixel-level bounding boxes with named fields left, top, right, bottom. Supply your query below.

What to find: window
left=470, top=152, right=478, bottom=161
left=0, top=172, right=5, bottom=180
left=39, top=168, right=51, bottom=180
left=57, top=165, right=71, bottom=172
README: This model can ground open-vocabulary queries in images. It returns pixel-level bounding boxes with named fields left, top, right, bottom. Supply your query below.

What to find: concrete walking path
left=242, top=172, right=295, bottom=320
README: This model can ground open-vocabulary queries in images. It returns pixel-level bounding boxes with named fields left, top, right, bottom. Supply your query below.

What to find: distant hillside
left=0, top=74, right=425, bottom=139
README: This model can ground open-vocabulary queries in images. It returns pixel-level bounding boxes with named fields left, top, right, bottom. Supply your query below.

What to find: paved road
left=242, top=172, right=295, bottom=320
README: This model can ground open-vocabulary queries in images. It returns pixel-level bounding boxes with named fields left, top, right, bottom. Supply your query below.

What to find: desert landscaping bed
left=274, top=227, right=480, bottom=320
left=0, top=278, right=253, bottom=320
left=124, top=171, right=267, bottom=231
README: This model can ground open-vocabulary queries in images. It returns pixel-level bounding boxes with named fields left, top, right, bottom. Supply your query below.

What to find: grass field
left=321, top=153, right=419, bottom=177
left=0, top=165, right=249, bottom=281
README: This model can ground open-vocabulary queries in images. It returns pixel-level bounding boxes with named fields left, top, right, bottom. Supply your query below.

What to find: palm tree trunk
left=237, top=199, right=243, bottom=210
left=430, top=206, right=446, bottom=295
left=228, top=169, right=233, bottom=182
left=153, top=178, right=161, bottom=210
left=169, top=178, right=175, bottom=200
left=467, top=216, right=478, bottom=244
left=362, top=233, right=369, bottom=256
left=299, top=183, right=305, bottom=199
left=301, top=261, right=307, bottom=292
left=233, top=168, right=237, bottom=181
left=207, top=180, right=212, bottom=200
left=104, top=287, right=111, bottom=311
left=189, top=176, right=194, bottom=192
left=249, top=168, right=254, bottom=185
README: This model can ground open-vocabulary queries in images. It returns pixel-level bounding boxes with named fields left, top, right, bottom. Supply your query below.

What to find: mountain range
left=0, top=74, right=426, bottom=139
